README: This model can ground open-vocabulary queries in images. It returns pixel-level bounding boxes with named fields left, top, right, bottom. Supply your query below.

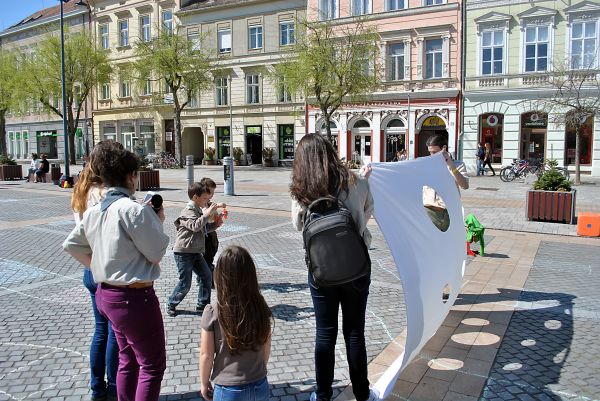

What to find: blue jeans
left=476, top=159, right=485, bottom=176
left=168, top=252, right=212, bottom=308
left=83, top=268, right=119, bottom=398
left=213, top=377, right=269, bottom=401
left=309, top=274, right=371, bottom=401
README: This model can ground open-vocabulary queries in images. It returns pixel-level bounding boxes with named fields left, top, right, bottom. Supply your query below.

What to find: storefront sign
left=523, top=113, right=547, bottom=128
left=166, top=131, right=173, bottom=141
left=486, top=115, right=499, bottom=127
left=37, top=130, right=57, bottom=137
left=422, top=116, right=446, bottom=128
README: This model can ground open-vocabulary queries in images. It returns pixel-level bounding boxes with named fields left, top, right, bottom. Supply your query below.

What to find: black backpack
left=302, top=197, right=371, bottom=287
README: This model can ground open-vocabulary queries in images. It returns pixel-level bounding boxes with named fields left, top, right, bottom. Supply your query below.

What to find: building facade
left=463, top=0, right=600, bottom=176
left=177, top=0, right=307, bottom=165
left=306, top=0, right=463, bottom=164
left=90, top=0, right=179, bottom=159
left=0, top=2, right=92, bottom=162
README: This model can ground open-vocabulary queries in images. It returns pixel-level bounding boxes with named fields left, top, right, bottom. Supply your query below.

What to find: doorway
left=245, top=126, right=263, bottom=164
left=385, top=118, right=406, bottom=162
left=417, top=116, right=448, bottom=157
left=165, top=119, right=175, bottom=155
left=351, top=120, right=371, bottom=165
left=520, top=112, right=547, bottom=161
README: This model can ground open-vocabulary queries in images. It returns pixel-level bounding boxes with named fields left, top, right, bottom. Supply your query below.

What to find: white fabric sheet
left=369, top=153, right=466, bottom=399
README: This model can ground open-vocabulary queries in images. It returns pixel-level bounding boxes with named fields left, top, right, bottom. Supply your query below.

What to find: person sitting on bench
left=34, top=154, right=50, bottom=183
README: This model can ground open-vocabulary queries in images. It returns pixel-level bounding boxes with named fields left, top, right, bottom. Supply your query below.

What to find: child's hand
left=202, top=203, right=219, bottom=219
left=215, top=213, right=224, bottom=228
left=201, top=382, right=214, bottom=401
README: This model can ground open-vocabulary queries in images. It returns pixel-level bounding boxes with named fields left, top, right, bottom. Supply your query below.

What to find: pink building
left=306, top=0, right=462, bottom=163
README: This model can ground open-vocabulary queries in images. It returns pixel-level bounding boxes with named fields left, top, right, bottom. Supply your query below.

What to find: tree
left=0, top=51, right=21, bottom=156
left=539, top=61, right=600, bottom=185
left=21, top=30, right=111, bottom=164
left=273, top=18, right=380, bottom=141
left=134, top=27, right=215, bottom=166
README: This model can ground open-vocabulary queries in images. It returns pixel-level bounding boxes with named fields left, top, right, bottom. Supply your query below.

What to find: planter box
left=138, top=170, right=160, bottom=191
left=263, top=160, right=274, bottom=167
left=0, top=165, right=23, bottom=180
left=526, top=189, right=576, bottom=224
left=204, top=160, right=215, bottom=166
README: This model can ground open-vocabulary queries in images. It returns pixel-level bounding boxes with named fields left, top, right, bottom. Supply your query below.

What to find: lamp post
left=223, top=75, right=235, bottom=195
left=59, top=0, right=71, bottom=184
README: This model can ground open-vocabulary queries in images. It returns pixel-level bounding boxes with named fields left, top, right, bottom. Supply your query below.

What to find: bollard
left=223, top=156, right=235, bottom=196
left=185, top=155, right=194, bottom=187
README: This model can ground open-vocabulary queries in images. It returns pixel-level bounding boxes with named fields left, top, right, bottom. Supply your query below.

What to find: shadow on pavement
left=271, top=304, right=314, bottom=322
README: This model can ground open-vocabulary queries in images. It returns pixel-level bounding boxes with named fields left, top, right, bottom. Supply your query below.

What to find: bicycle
left=535, top=159, right=570, bottom=179
left=499, top=159, right=538, bottom=182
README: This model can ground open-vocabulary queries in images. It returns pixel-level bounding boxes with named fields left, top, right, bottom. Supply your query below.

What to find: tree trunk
left=174, top=109, right=183, bottom=167
left=0, top=110, right=6, bottom=156
left=575, top=125, right=581, bottom=185
left=67, top=107, right=77, bottom=165
left=323, top=111, right=332, bottom=142
left=69, top=131, right=76, bottom=165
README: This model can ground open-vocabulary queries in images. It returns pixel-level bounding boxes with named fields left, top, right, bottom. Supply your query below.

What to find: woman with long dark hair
left=290, top=134, right=376, bottom=401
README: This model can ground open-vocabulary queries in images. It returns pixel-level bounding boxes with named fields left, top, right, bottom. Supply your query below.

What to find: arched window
left=479, top=113, right=503, bottom=163
left=565, top=113, right=594, bottom=165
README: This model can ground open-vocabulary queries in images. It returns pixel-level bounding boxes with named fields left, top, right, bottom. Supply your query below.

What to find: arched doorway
left=182, top=126, right=204, bottom=164
left=520, top=111, right=547, bottom=161
left=565, top=113, right=594, bottom=166
left=417, top=115, right=448, bottom=157
left=351, top=119, right=371, bottom=165
left=317, top=119, right=339, bottom=152
left=479, top=113, right=503, bottom=163
left=384, top=118, right=406, bottom=162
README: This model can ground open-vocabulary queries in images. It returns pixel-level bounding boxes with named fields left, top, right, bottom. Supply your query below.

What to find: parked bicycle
left=499, top=159, right=538, bottom=182
left=148, top=151, right=180, bottom=169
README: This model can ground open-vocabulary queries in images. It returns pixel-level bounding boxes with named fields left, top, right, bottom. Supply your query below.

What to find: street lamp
left=59, top=0, right=86, bottom=185
left=223, top=75, right=235, bottom=195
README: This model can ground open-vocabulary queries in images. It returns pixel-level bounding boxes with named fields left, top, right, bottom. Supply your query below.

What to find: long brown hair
left=289, top=134, right=354, bottom=206
left=71, top=163, right=102, bottom=217
left=214, top=246, right=272, bottom=354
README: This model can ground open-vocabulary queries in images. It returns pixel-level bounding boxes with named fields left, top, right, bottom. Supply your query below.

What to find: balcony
left=522, top=74, right=549, bottom=86
left=478, top=77, right=504, bottom=88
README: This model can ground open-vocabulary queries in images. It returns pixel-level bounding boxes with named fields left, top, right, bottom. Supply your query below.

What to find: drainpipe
left=459, top=0, right=467, bottom=161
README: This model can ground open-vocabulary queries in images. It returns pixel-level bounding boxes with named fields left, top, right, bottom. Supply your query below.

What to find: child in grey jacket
left=166, top=180, right=225, bottom=316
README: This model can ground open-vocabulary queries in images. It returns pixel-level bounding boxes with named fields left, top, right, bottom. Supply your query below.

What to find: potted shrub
left=137, top=154, right=160, bottom=191
left=0, top=154, right=22, bottom=181
left=262, top=147, right=275, bottom=167
left=233, top=147, right=244, bottom=166
left=527, top=160, right=576, bottom=224
left=204, top=147, right=216, bottom=165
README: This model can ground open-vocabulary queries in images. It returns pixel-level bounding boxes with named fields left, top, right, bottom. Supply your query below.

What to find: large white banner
left=369, top=153, right=466, bottom=398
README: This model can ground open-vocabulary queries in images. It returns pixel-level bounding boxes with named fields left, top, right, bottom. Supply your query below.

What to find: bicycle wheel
left=499, top=167, right=512, bottom=182
left=505, top=168, right=516, bottom=182
left=557, top=168, right=570, bottom=179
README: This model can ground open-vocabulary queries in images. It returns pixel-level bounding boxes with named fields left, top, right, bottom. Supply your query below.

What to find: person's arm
left=263, top=333, right=272, bottom=365
left=124, top=205, right=169, bottom=264
left=199, top=328, right=215, bottom=401
left=291, top=199, right=305, bottom=231
left=63, top=221, right=93, bottom=266
left=443, top=151, right=469, bottom=190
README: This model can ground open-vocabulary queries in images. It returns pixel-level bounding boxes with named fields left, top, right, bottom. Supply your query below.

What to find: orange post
left=577, top=213, right=600, bottom=237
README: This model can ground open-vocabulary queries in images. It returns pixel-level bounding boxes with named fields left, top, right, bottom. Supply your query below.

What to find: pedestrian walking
left=26, top=153, right=39, bottom=182
left=63, top=141, right=170, bottom=401
left=199, top=245, right=272, bottom=401
left=483, top=142, right=496, bottom=176
left=165, top=180, right=224, bottom=317
left=290, top=134, right=377, bottom=401
left=476, top=143, right=486, bottom=176
left=71, top=142, right=119, bottom=401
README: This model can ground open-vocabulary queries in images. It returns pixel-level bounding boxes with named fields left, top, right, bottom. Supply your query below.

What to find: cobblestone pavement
left=480, top=241, right=600, bottom=401
left=0, top=186, right=407, bottom=401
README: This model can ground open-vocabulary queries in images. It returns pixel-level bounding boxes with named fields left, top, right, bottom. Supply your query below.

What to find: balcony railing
left=478, top=77, right=504, bottom=87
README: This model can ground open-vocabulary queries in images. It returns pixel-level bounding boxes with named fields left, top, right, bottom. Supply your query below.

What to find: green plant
left=233, top=147, right=244, bottom=161
left=204, top=147, right=216, bottom=160
left=138, top=155, right=152, bottom=171
left=533, top=160, right=572, bottom=191
left=0, top=154, right=17, bottom=165
left=262, top=147, right=275, bottom=161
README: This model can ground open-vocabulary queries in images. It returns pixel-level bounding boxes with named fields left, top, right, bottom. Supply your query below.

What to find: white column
left=404, top=39, right=411, bottom=81
left=416, top=38, right=424, bottom=80
left=372, top=111, right=382, bottom=163
left=442, top=34, right=450, bottom=78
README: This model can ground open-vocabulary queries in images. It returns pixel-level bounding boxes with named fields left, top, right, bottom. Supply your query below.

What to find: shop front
left=278, top=124, right=295, bottom=161
left=36, top=130, right=58, bottom=159
left=416, top=115, right=448, bottom=158
left=520, top=111, right=547, bottom=161
left=245, top=126, right=263, bottom=164
left=479, top=113, right=503, bottom=163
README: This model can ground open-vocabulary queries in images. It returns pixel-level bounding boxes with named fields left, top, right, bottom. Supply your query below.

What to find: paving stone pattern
left=480, top=241, right=600, bottom=401
left=0, top=189, right=407, bottom=401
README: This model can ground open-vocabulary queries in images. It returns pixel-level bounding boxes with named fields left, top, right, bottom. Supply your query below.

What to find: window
left=524, top=26, right=549, bottom=72
left=162, top=10, right=173, bottom=35
left=280, top=22, right=295, bottom=46
left=481, top=30, right=504, bottom=75
left=425, top=39, right=443, bottom=78
left=100, top=24, right=109, bottom=49
left=141, top=80, right=152, bottom=96
left=216, top=127, right=231, bottom=158
left=352, top=0, right=370, bottom=15
left=388, top=43, right=405, bottom=80
left=249, top=26, right=263, bottom=50
left=100, top=83, right=110, bottom=100
left=387, top=0, right=405, bottom=10
left=246, top=74, right=260, bottom=104
left=319, top=0, right=337, bottom=20
left=278, top=80, right=292, bottom=103
left=189, top=91, right=198, bottom=108
left=120, top=80, right=130, bottom=97
left=118, top=19, right=129, bottom=47
left=218, top=29, right=231, bottom=53
left=140, top=15, right=151, bottom=42
left=278, top=125, right=295, bottom=159
left=188, top=31, right=201, bottom=51
left=216, top=77, right=228, bottom=106
left=425, top=0, right=443, bottom=5
left=571, top=21, right=598, bottom=69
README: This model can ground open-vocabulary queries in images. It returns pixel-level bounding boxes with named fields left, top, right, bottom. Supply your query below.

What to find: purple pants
left=96, top=284, right=166, bottom=401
